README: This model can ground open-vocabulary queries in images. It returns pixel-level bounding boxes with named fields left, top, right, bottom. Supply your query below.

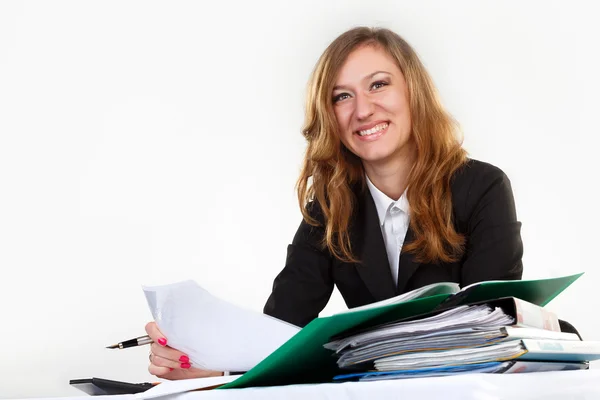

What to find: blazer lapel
left=352, top=186, right=396, bottom=301
left=396, top=226, right=421, bottom=294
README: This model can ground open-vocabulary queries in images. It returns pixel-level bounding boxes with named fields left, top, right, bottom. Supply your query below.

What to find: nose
left=355, top=93, right=374, bottom=121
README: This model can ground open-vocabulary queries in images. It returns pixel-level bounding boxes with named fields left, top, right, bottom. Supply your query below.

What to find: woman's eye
left=333, top=93, right=350, bottom=103
left=371, top=80, right=388, bottom=90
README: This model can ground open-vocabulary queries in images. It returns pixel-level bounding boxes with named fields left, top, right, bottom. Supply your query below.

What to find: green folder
left=220, top=272, right=583, bottom=389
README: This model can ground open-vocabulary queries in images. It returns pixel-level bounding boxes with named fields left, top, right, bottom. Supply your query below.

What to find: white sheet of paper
left=136, top=375, right=240, bottom=399
left=143, top=280, right=300, bottom=372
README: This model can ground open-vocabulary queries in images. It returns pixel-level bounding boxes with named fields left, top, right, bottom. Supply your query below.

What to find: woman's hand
left=145, top=321, right=224, bottom=380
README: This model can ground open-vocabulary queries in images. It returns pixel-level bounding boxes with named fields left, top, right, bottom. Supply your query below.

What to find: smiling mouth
left=356, top=122, right=389, bottom=136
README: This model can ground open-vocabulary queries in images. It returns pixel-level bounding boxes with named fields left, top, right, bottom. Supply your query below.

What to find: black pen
left=106, top=335, right=153, bottom=349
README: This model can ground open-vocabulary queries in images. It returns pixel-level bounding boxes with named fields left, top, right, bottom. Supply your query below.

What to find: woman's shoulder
left=293, top=199, right=327, bottom=244
left=451, top=158, right=516, bottom=224
left=451, top=158, right=512, bottom=191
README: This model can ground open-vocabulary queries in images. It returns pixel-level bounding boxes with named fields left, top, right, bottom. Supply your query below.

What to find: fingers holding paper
left=150, top=343, right=189, bottom=368
left=145, top=321, right=190, bottom=368
left=149, top=347, right=225, bottom=380
left=145, top=321, right=224, bottom=380
left=145, top=321, right=169, bottom=347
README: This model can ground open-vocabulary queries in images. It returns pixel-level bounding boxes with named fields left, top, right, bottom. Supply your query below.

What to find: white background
left=1, top=1, right=598, bottom=398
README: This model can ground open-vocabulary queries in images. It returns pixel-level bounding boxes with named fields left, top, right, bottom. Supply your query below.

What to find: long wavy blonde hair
left=297, top=27, right=468, bottom=264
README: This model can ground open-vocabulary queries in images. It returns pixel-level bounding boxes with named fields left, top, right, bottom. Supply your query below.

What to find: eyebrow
left=333, top=70, right=391, bottom=92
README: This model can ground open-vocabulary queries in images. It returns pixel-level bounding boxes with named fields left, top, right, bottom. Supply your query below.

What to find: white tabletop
left=34, top=369, right=600, bottom=400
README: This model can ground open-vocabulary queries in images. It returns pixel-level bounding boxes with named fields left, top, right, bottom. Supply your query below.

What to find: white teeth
left=358, top=123, right=388, bottom=136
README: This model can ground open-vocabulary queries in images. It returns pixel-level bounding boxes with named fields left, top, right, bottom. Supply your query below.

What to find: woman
left=145, top=26, right=523, bottom=379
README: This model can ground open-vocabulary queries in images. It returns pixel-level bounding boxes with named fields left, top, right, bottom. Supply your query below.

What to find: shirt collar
left=365, top=175, right=410, bottom=226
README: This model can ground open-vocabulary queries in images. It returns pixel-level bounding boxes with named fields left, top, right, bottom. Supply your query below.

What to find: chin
left=355, top=149, right=397, bottom=164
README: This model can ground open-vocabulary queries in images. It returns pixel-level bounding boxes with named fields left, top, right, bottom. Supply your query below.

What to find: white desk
left=37, top=369, right=600, bottom=400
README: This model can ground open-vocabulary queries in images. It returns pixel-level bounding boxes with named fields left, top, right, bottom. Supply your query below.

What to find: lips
left=356, top=122, right=389, bottom=137
left=354, top=122, right=389, bottom=142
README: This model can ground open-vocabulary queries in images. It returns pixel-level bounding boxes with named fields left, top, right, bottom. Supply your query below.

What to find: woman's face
left=332, top=45, right=413, bottom=168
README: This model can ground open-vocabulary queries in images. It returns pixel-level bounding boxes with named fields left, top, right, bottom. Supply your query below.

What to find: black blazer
left=264, top=159, right=524, bottom=327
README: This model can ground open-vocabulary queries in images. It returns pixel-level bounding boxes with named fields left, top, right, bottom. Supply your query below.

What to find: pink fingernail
left=157, top=338, right=167, bottom=346
left=169, top=368, right=174, bottom=371
left=181, top=362, right=191, bottom=369
left=179, top=355, right=189, bottom=363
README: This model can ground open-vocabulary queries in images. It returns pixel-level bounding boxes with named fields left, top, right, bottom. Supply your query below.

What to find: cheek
left=385, top=94, right=410, bottom=128
left=333, top=109, right=353, bottom=148
left=334, top=107, right=351, bottom=132
left=383, top=91, right=405, bottom=113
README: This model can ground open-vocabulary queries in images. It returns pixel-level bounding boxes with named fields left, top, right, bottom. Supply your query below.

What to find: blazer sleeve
left=263, top=203, right=334, bottom=328
left=460, top=164, right=524, bottom=286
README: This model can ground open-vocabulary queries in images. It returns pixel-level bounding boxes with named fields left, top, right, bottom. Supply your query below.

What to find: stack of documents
left=326, top=300, right=600, bottom=382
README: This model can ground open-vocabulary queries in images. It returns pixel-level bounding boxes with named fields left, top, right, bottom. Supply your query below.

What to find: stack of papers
left=326, top=302, right=600, bottom=382
left=334, top=327, right=578, bottom=368
left=326, top=305, right=514, bottom=353
left=375, top=340, right=526, bottom=370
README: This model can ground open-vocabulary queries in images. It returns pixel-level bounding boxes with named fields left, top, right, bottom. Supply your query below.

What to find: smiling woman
left=295, top=28, right=487, bottom=268
left=144, top=26, right=524, bottom=380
